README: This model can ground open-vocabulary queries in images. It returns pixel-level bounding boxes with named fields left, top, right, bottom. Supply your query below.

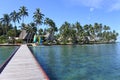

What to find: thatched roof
left=19, top=30, right=28, bottom=39
left=19, top=30, right=34, bottom=40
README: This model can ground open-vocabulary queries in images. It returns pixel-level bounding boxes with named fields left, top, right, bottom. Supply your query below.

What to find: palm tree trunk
left=5, top=26, right=7, bottom=35
left=30, top=33, right=34, bottom=43
left=22, top=16, right=24, bottom=23
left=14, top=22, right=16, bottom=37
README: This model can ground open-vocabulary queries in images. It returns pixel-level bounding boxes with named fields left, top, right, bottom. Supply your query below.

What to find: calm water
left=0, top=46, right=17, bottom=66
left=30, top=43, right=120, bottom=80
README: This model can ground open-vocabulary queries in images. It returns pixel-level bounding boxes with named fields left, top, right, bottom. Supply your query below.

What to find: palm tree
left=111, top=30, right=119, bottom=42
left=70, top=25, right=77, bottom=43
left=44, top=18, right=56, bottom=28
left=94, top=23, right=99, bottom=33
left=0, top=14, right=11, bottom=35
left=44, top=17, right=57, bottom=41
left=39, top=28, right=43, bottom=35
left=30, top=22, right=37, bottom=33
left=102, top=25, right=110, bottom=41
left=97, top=23, right=103, bottom=40
left=93, top=23, right=103, bottom=41
left=29, top=22, right=37, bottom=42
left=74, top=22, right=83, bottom=41
left=20, top=23, right=26, bottom=30
left=0, top=22, right=3, bottom=35
left=19, top=6, right=28, bottom=23
left=25, top=22, right=37, bottom=43
left=103, top=25, right=110, bottom=31
left=10, top=10, right=21, bottom=37
left=83, top=24, right=90, bottom=36
left=89, top=24, right=95, bottom=41
left=75, top=22, right=83, bottom=33
left=19, top=6, right=28, bottom=39
left=33, top=8, right=44, bottom=33
left=59, top=21, right=71, bottom=43
left=10, top=10, right=21, bottom=27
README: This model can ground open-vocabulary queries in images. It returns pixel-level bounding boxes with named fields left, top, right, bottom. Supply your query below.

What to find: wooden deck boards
left=0, top=45, right=49, bottom=80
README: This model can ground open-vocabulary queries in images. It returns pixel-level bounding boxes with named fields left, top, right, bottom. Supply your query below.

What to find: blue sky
left=0, top=0, right=120, bottom=41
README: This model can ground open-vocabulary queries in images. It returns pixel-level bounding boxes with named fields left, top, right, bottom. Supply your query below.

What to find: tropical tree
left=69, top=25, right=77, bottom=43
left=0, top=35, right=7, bottom=43
left=44, top=17, right=57, bottom=41
left=103, top=25, right=110, bottom=31
left=25, top=22, right=37, bottom=43
left=97, top=23, right=103, bottom=40
left=10, top=10, right=21, bottom=37
left=111, top=30, right=119, bottom=42
left=74, top=22, right=83, bottom=42
left=10, top=10, right=20, bottom=26
left=101, top=25, right=110, bottom=41
left=0, top=14, right=11, bottom=35
left=88, top=24, right=95, bottom=40
left=94, top=23, right=99, bottom=34
left=33, top=8, right=44, bottom=33
left=10, top=10, right=21, bottom=27
left=0, top=22, right=3, bottom=35
left=7, top=29, right=16, bottom=44
left=19, top=23, right=26, bottom=30
left=30, top=22, right=37, bottom=33
left=83, top=24, right=90, bottom=37
left=19, top=6, right=28, bottom=23
left=7, top=29, right=16, bottom=37
left=44, top=18, right=56, bottom=29
left=39, top=28, right=43, bottom=35
left=75, top=22, right=83, bottom=33
left=59, top=21, right=71, bottom=43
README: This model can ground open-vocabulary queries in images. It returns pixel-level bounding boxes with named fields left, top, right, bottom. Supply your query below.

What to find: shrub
left=15, top=39, right=23, bottom=43
left=0, top=35, right=7, bottom=43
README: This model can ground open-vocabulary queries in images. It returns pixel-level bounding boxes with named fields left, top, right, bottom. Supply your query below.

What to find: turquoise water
left=0, top=46, right=17, bottom=66
left=30, top=43, right=120, bottom=80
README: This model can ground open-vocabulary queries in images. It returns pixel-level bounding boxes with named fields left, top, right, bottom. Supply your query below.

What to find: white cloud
left=70, top=0, right=103, bottom=8
left=68, top=0, right=120, bottom=11
left=90, top=8, right=94, bottom=12
left=110, top=1, right=120, bottom=11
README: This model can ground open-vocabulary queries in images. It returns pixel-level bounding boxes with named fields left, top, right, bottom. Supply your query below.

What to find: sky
left=0, top=0, right=120, bottom=41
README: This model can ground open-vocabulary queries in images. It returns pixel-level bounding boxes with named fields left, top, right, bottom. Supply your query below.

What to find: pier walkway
left=0, top=45, right=49, bottom=80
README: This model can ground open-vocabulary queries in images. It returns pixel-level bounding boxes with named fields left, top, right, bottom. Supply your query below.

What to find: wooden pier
left=0, top=45, right=49, bottom=80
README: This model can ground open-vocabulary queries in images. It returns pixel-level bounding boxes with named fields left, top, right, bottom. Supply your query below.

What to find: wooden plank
left=0, top=45, right=49, bottom=80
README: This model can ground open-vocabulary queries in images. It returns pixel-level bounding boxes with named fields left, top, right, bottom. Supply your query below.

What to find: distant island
left=0, top=6, right=119, bottom=45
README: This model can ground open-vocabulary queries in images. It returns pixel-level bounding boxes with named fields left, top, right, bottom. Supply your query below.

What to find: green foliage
left=33, top=8, right=44, bottom=34
left=10, top=10, right=21, bottom=26
left=0, top=35, right=7, bottom=43
left=7, top=29, right=16, bottom=37
left=59, top=22, right=119, bottom=44
left=39, top=28, right=43, bottom=35
left=0, top=14, right=11, bottom=35
left=15, top=39, right=23, bottom=43
left=16, top=30, right=21, bottom=37
left=33, top=8, right=44, bottom=25
left=19, top=6, right=28, bottom=23
left=44, top=17, right=57, bottom=34
left=43, top=41, right=49, bottom=45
